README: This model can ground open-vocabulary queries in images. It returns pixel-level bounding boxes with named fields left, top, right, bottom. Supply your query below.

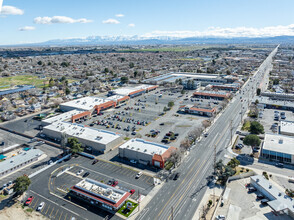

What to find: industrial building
left=43, top=122, right=123, bottom=154
left=280, top=120, right=294, bottom=136
left=110, top=85, right=158, bottom=98
left=261, top=133, right=294, bottom=164
left=0, top=149, right=44, bottom=178
left=118, top=138, right=177, bottom=168
left=178, top=105, right=217, bottom=117
left=250, top=175, right=294, bottom=218
left=211, top=83, right=241, bottom=91
left=69, top=178, right=130, bottom=212
left=261, top=92, right=294, bottom=101
left=143, top=73, right=228, bottom=86
left=41, top=109, right=84, bottom=127
left=193, top=90, right=231, bottom=100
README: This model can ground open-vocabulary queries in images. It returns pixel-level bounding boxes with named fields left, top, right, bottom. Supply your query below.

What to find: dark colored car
left=83, top=172, right=90, bottom=177
left=173, top=173, right=180, bottom=180
left=92, top=159, right=98, bottom=165
left=25, top=196, right=34, bottom=205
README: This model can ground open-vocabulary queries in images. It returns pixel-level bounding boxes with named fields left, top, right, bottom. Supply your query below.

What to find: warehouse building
left=193, top=90, right=231, bottom=100
left=280, top=120, right=294, bottom=136
left=211, top=83, right=241, bottom=92
left=41, top=109, right=84, bottom=126
left=0, top=149, right=44, bottom=178
left=110, top=85, right=158, bottom=98
left=250, top=175, right=294, bottom=218
left=43, top=122, right=123, bottom=154
left=254, top=96, right=294, bottom=112
left=118, top=138, right=177, bottom=168
left=261, top=133, right=294, bottom=164
left=60, top=97, right=106, bottom=112
left=69, top=178, right=130, bottom=212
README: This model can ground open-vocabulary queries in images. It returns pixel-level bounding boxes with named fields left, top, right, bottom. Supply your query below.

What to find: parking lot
left=216, top=178, right=291, bottom=220
left=0, top=129, right=62, bottom=188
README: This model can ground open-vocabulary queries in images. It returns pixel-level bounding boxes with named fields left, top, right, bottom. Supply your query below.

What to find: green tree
left=65, top=87, right=71, bottom=95
left=243, top=134, right=261, bottom=147
left=129, top=62, right=135, bottom=68
left=273, top=79, right=279, bottom=85
left=60, top=76, right=66, bottom=82
left=61, top=62, right=70, bottom=67
left=250, top=121, right=264, bottom=134
left=181, top=90, right=185, bottom=95
left=256, top=88, right=261, bottom=96
left=168, top=101, right=174, bottom=108
left=67, top=137, right=83, bottom=154
left=13, top=175, right=31, bottom=195
left=49, top=78, right=54, bottom=87
left=227, top=158, right=240, bottom=169
left=134, top=71, right=138, bottom=78
left=37, top=61, right=43, bottom=66
left=120, top=76, right=129, bottom=84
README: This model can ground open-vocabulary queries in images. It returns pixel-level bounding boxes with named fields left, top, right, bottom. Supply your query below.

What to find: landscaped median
left=117, top=200, right=138, bottom=218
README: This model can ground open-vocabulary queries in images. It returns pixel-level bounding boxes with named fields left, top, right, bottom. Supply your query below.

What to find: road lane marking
left=156, top=159, right=200, bottom=218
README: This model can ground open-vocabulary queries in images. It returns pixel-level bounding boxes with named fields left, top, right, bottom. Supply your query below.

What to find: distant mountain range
left=7, top=35, right=294, bottom=47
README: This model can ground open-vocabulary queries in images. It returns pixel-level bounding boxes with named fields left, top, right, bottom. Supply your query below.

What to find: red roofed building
left=179, top=105, right=216, bottom=117
left=69, top=178, right=130, bottom=212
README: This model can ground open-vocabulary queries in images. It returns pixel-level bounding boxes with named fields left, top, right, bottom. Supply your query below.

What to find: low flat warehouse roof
left=42, top=109, right=84, bottom=125
left=280, top=120, right=294, bottom=135
left=0, top=149, right=44, bottom=174
left=263, top=133, right=294, bottom=155
left=60, top=97, right=106, bottom=111
left=44, top=122, right=122, bottom=145
left=119, top=138, right=169, bottom=156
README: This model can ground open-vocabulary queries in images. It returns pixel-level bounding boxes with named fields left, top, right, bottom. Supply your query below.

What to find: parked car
left=130, top=189, right=135, bottom=195
left=37, top=202, right=45, bottom=211
left=83, top=172, right=90, bottom=178
left=261, top=199, right=269, bottom=205
left=111, top=180, right=118, bottom=187
left=135, top=172, right=143, bottom=179
left=25, top=196, right=34, bottom=205
left=275, top=163, right=284, bottom=168
left=204, top=133, right=209, bottom=137
left=92, top=159, right=98, bottom=165
left=216, top=215, right=225, bottom=220
left=256, top=194, right=265, bottom=200
left=248, top=186, right=257, bottom=192
left=76, top=169, right=84, bottom=176
left=159, top=123, right=165, bottom=126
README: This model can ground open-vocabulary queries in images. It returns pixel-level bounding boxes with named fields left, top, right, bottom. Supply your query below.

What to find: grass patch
left=25, top=208, right=34, bottom=213
left=165, top=161, right=174, bottom=170
left=176, top=124, right=192, bottom=128
left=241, top=121, right=250, bottom=131
left=234, top=167, right=251, bottom=176
left=124, top=137, right=131, bottom=141
left=117, top=200, right=138, bottom=217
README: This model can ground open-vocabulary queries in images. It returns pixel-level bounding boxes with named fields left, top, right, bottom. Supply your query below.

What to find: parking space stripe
left=58, top=211, right=64, bottom=220
left=45, top=204, right=51, bottom=214
left=40, top=203, right=46, bottom=213
left=49, top=207, right=55, bottom=217
left=64, top=213, right=67, bottom=220
left=54, top=209, right=59, bottom=219
left=32, top=198, right=39, bottom=209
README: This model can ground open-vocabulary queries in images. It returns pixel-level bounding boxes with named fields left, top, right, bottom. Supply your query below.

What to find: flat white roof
left=75, top=178, right=127, bottom=204
left=104, top=95, right=125, bottom=102
left=172, top=73, right=220, bottom=79
left=113, top=87, right=137, bottom=96
left=263, top=133, right=294, bottom=155
left=251, top=175, right=294, bottom=213
left=0, top=149, right=44, bottom=174
left=280, top=120, right=294, bottom=135
left=42, top=110, right=84, bottom=124
left=60, top=97, right=106, bottom=111
left=119, top=138, right=169, bottom=156
left=44, top=122, right=121, bottom=145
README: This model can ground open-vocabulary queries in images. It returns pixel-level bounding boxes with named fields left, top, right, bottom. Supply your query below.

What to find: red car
left=111, top=181, right=118, bottom=187
left=25, top=196, right=34, bottom=205
left=130, top=189, right=135, bottom=195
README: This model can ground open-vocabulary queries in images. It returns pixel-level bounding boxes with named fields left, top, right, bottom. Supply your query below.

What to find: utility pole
left=230, top=119, right=233, bottom=145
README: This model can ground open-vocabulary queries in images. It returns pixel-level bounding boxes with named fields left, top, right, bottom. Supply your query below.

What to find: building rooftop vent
left=269, top=184, right=272, bottom=189
left=256, top=178, right=259, bottom=182
left=279, top=192, right=282, bottom=196
left=279, top=139, right=283, bottom=144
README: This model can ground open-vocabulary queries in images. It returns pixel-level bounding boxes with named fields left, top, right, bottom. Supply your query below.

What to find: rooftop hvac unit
left=278, top=192, right=282, bottom=196
left=126, top=145, right=129, bottom=148
left=269, top=184, right=272, bottom=189
left=144, top=149, right=147, bottom=152
left=279, top=139, right=283, bottom=144
left=137, top=148, right=140, bottom=151
left=256, top=178, right=259, bottom=182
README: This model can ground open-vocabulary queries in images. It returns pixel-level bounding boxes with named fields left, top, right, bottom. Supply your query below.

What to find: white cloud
left=19, top=26, right=35, bottom=31
left=115, top=14, right=124, bottom=18
left=142, top=24, right=294, bottom=38
left=102, top=18, right=120, bottom=24
left=34, top=16, right=92, bottom=24
left=0, top=5, right=24, bottom=15
left=128, top=23, right=135, bottom=28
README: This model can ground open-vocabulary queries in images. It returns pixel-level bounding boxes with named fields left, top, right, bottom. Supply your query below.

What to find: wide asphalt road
left=136, top=45, right=279, bottom=220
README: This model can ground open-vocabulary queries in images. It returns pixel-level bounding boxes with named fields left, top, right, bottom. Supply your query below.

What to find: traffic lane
left=25, top=190, right=81, bottom=220
left=68, top=164, right=153, bottom=195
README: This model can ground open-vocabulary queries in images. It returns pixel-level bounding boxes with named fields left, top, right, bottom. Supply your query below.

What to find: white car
left=135, top=172, right=143, bottom=179
left=76, top=170, right=84, bottom=176
left=216, top=215, right=225, bottom=220
left=130, top=160, right=137, bottom=164
left=37, top=202, right=45, bottom=211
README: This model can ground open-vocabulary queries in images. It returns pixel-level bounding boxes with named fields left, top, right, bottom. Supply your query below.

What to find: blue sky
left=1, top=0, right=294, bottom=45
